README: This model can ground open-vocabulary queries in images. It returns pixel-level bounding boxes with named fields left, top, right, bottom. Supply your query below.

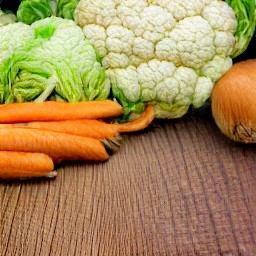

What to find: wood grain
left=1, top=104, right=256, bottom=256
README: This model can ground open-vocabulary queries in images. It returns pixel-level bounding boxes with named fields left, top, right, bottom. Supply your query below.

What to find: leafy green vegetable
left=15, top=0, right=79, bottom=24
left=56, top=0, right=79, bottom=20
left=0, top=17, right=110, bottom=103
left=16, top=0, right=53, bottom=25
left=225, top=0, right=256, bottom=58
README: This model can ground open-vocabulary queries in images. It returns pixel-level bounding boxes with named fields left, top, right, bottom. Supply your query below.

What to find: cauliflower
left=0, top=17, right=110, bottom=103
left=75, top=0, right=238, bottom=118
left=0, top=9, right=16, bottom=27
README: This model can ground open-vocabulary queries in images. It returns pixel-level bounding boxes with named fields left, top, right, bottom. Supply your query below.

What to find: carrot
left=0, top=100, right=123, bottom=123
left=115, top=104, right=154, bottom=132
left=0, top=105, right=154, bottom=179
left=0, top=104, right=154, bottom=138
left=0, top=128, right=110, bottom=163
left=1, top=119, right=119, bottom=139
left=0, top=151, right=55, bottom=179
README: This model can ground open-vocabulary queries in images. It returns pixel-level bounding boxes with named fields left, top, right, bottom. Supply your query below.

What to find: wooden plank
left=1, top=105, right=256, bottom=256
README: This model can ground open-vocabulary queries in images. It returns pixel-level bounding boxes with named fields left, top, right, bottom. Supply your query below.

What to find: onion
left=211, top=59, right=256, bottom=143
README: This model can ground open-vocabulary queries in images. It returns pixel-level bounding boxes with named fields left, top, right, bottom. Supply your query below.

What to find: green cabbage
left=225, top=0, right=256, bottom=58
left=16, top=0, right=53, bottom=25
left=16, top=0, right=79, bottom=25
left=56, top=0, right=79, bottom=20
left=0, top=17, right=110, bottom=103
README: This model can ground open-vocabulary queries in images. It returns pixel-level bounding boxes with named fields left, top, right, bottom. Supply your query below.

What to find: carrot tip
left=101, top=136, right=122, bottom=155
left=17, top=171, right=58, bottom=180
left=44, top=171, right=58, bottom=178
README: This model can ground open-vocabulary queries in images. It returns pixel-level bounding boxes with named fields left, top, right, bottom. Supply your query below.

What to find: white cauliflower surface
left=75, top=0, right=237, bottom=118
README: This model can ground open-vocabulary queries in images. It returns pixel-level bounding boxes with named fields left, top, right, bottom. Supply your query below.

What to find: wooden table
left=1, top=104, right=256, bottom=256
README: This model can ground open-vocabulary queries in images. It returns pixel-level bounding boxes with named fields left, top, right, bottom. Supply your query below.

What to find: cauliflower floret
left=0, top=23, right=33, bottom=63
left=75, top=0, right=121, bottom=27
left=156, top=16, right=216, bottom=69
left=75, top=0, right=237, bottom=118
left=83, top=24, right=107, bottom=57
left=155, top=0, right=209, bottom=20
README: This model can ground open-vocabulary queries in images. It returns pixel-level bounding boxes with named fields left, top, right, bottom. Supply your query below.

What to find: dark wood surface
left=1, top=104, right=256, bottom=256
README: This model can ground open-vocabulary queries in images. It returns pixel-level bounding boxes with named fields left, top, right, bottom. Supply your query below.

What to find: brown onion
left=211, top=59, right=256, bottom=143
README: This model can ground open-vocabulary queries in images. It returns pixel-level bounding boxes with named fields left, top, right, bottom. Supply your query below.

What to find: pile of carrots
left=0, top=100, right=154, bottom=180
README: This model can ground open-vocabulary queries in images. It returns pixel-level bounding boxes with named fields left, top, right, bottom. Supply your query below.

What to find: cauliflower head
left=75, top=0, right=237, bottom=118
left=0, top=17, right=110, bottom=103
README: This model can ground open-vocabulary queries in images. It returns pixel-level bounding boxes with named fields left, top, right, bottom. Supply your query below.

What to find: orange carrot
left=0, top=151, right=55, bottom=179
left=115, top=104, right=154, bottom=133
left=0, top=100, right=123, bottom=123
left=0, top=128, right=110, bottom=163
left=0, top=104, right=154, bottom=138
left=1, top=119, right=119, bottom=139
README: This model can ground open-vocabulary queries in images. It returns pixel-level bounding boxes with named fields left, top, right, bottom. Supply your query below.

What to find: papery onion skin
left=211, top=59, right=256, bottom=143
